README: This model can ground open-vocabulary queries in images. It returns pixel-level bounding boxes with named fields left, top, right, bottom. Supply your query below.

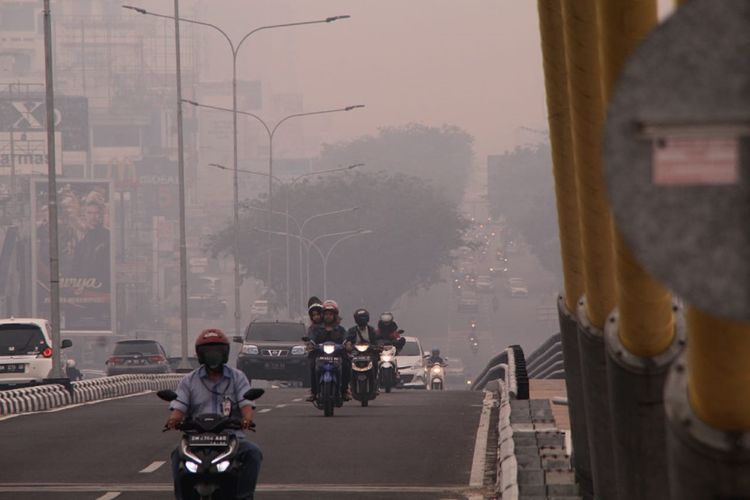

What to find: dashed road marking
left=96, top=493, right=121, bottom=500
left=258, top=408, right=272, bottom=413
left=275, top=404, right=287, bottom=408
left=139, top=461, right=166, bottom=474
left=292, top=398, right=302, bottom=402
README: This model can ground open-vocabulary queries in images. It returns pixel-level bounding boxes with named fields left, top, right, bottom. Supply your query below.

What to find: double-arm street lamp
left=123, top=4, right=350, bottom=339
left=210, top=162, right=362, bottom=314
left=257, top=228, right=374, bottom=300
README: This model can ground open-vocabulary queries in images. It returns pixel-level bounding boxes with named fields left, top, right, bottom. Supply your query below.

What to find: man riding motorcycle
left=375, top=311, right=406, bottom=352
left=165, top=328, right=263, bottom=500
left=427, top=348, right=446, bottom=366
left=347, top=308, right=378, bottom=344
left=306, top=300, right=352, bottom=402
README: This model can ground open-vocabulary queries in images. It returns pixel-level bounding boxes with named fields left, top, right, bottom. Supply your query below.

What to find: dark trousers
left=309, top=352, right=351, bottom=395
left=172, top=439, right=263, bottom=499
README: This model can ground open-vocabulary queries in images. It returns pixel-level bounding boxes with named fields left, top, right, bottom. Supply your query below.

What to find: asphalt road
left=0, top=387, right=486, bottom=499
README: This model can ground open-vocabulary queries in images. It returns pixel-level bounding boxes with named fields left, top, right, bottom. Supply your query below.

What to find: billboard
left=32, top=180, right=114, bottom=333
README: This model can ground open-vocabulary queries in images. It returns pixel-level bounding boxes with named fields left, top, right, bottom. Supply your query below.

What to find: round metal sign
left=604, top=0, right=750, bottom=321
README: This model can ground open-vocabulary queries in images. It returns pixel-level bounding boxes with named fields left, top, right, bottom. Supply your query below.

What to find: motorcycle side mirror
left=243, top=388, right=265, bottom=401
left=157, top=389, right=178, bottom=402
left=301, top=336, right=310, bottom=342
left=423, top=353, right=430, bottom=359
left=61, top=339, right=73, bottom=349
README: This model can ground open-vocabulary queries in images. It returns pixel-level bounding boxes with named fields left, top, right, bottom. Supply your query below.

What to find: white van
left=0, top=318, right=72, bottom=387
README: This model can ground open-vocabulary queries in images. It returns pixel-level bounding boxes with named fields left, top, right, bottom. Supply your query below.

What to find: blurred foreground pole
left=43, top=0, right=63, bottom=379
left=536, top=1, right=591, bottom=497
left=598, top=1, right=683, bottom=499
left=562, top=1, right=618, bottom=497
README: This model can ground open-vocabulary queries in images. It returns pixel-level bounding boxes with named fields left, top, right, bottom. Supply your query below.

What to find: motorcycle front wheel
left=321, top=382, right=334, bottom=417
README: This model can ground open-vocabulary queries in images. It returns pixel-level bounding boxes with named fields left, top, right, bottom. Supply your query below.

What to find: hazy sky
left=144, top=0, right=676, bottom=164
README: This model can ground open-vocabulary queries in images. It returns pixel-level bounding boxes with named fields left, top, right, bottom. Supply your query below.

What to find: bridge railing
left=526, top=333, right=566, bottom=380
left=473, top=344, right=529, bottom=399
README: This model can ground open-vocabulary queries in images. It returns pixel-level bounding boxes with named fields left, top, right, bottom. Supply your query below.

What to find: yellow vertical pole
left=537, top=0, right=584, bottom=314
left=599, top=1, right=674, bottom=358
left=537, top=2, right=592, bottom=495
left=563, top=0, right=615, bottom=330
left=687, top=308, right=750, bottom=430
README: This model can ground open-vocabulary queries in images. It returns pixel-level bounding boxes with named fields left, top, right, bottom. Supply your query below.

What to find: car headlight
left=381, top=354, right=393, bottom=362
left=216, top=460, right=231, bottom=473
left=291, top=345, right=306, bottom=356
left=241, top=344, right=259, bottom=355
left=185, top=461, right=199, bottom=473
left=323, top=344, right=336, bottom=355
left=355, top=344, right=369, bottom=353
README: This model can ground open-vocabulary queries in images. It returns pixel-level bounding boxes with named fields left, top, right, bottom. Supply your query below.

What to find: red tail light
left=108, top=356, right=124, bottom=365
left=42, top=348, right=53, bottom=358
left=147, top=355, right=166, bottom=363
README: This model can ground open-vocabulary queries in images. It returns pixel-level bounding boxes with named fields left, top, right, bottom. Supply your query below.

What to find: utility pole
left=43, top=0, right=63, bottom=380
left=173, top=0, right=190, bottom=371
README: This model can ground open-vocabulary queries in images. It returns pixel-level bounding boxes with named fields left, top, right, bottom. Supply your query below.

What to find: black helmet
left=308, top=296, right=322, bottom=308
left=431, top=348, right=440, bottom=358
left=353, top=308, right=370, bottom=327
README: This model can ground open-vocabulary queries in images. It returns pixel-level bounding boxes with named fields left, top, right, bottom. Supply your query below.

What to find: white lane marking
left=275, top=404, right=287, bottom=408
left=258, top=408, right=271, bottom=413
left=469, top=391, right=494, bottom=488
left=0, top=483, right=480, bottom=494
left=292, top=398, right=302, bottom=402
left=0, top=391, right=153, bottom=422
left=96, top=493, right=121, bottom=500
left=138, top=461, right=166, bottom=474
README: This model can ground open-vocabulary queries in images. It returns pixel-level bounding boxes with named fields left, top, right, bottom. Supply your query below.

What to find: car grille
left=261, top=349, right=289, bottom=357
left=400, top=374, right=414, bottom=383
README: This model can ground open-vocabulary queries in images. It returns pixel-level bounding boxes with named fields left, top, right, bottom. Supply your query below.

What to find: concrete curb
left=0, top=374, right=184, bottom=415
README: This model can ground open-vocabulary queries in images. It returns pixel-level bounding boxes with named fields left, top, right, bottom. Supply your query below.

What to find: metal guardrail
left=526, top=332, right=566, bottom=379
left=473, top=344, right=529, bottom=399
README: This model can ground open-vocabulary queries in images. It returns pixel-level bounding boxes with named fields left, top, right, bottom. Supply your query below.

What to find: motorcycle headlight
left=381, top=354, right=393, bottom=362
left=355, top=344, right=369, bottom=353
left=323, top=344, right=336, bottom=355
left=185, top=461, right=199, bottom=473
left=432, top=366, right=442, bottom=374
left=291, top=345, right=306, bottom=356
left=216, top=460, right=231, bottom=473
left=241, top=344, right=259, bottom=355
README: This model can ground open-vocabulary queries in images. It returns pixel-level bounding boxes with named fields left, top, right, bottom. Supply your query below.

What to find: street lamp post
left=189, top=100, right=364, bottom=301
left=209, top=162, right=362, bottom=314
left=123, top=4, right=350, bottom=339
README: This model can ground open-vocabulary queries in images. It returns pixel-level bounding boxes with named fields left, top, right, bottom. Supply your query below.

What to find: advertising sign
left=32, top=180, right=114, bottom=333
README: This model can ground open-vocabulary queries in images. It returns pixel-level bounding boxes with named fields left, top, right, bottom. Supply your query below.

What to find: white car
left=507, top=277, right=529, bottom=298
left=0, top=318, right=73, bottom=387
left=396, top=336, right=427, bottom=389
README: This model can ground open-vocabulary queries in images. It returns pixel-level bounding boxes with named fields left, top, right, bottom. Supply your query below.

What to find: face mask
left=202, top=349, right=225, bottom=370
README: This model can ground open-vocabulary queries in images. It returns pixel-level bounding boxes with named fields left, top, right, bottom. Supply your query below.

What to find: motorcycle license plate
left=188, top=434, right=228, bottom=447
left=353, top=356, right=370, bottom=362
left=318, top=355, right=338, bottom=363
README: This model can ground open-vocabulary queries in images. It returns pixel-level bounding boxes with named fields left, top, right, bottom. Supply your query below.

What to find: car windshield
left=0, top=324, right=47, bottom=355
left=113, top=341, right=161, bottom=356
left=398, top=341, right=421, bottom=357
left=247, top=323, right=305, bottom=342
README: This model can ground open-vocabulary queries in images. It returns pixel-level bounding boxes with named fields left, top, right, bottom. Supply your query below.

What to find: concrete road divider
left=1, top=374, right=185, bottom=416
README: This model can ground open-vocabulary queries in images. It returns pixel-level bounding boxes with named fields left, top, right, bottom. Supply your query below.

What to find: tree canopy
left=208, top=171, right=469, bottom=319
left=317, top=124, right=474, bottom=204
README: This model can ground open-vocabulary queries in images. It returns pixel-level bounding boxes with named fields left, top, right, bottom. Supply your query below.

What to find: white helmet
left=66, top=359, right=76, bottom=368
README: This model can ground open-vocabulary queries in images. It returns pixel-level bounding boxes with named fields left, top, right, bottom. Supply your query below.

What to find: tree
left=317, top=124, right=474, bottom=204
left=487, top=143, right=562, bottom=281
left=208, top=172, right=469, bottom=318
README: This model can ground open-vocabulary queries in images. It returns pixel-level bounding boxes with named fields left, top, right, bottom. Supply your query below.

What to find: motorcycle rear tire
left=361, top=398, right=368, bottom=407
left=322, top=382, right=334, bottom=417
left=385, top=384, right=392, bottom=394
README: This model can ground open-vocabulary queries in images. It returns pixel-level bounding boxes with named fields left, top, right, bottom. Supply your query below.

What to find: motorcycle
left=350, top=342, right=380, bottom=407
left=157, top=387, right=264, bottom=500
left=428, top=362, right=446, bottom=390
left=303, top=336, right=345, bottom=417
left=378, top=344, right=399, bottom=393
left=470, top=338, right=479, bottom=355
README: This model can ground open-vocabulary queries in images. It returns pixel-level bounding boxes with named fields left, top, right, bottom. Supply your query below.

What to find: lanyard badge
left=222, top=397, right=232, bottom=417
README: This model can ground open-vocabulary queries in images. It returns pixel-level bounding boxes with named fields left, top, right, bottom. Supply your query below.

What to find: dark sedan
left=105, top=340, right=171, bottom=376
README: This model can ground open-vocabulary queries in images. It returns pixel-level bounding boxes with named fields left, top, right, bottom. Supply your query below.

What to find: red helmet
left=322, top=300, right=339, bottom=316
left=195, top=328, right=230, bottom=367
left=195, top=328, right=229, bottom=347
